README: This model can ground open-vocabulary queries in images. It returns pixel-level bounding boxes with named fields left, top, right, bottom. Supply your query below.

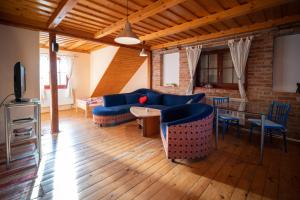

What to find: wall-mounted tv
left=14, top=62, right=26, bottom=102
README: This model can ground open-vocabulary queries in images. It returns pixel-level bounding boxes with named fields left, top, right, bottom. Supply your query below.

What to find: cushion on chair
left=146, top=92, right=162, bottom=105
left=219, top=114, right=239, bottom=121
left=125, top=93, right=142, bottom=104
left=248, top=119, right=284, bottom=129
left=103, top=94, right=126, bottom=107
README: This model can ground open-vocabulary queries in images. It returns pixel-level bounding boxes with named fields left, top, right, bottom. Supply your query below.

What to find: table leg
left=5, top=107, right=10, bottom=168
left=260, top=114, right=265, bottom=164
left=215, top=108, right=219, bottom=148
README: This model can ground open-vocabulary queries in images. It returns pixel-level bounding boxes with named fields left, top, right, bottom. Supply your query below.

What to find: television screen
left=14, top=62, right=26, bottom=102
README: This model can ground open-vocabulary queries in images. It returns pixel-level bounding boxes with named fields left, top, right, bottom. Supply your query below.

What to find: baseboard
left=41, top=104, right=74, bottom=113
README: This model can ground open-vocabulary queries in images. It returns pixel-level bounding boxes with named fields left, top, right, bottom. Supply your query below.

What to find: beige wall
left=40, top=48, right=90, bottom=109
left=0, top=24, right=40, bottom=143
left=90, top=46, right=119, bottom=95
left=120, top=59, right=149, bottom=93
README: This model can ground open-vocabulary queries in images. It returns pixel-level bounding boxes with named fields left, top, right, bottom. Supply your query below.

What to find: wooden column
left=49, top=32, right=59, bottom=133
left=147, top=51, right=152, bottom=89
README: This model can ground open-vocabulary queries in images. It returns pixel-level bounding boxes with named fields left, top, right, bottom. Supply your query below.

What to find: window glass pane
left=200, top=55, right=208, bottom=69
left=163, top=52, right=180, bottom=86
left=201, top=69, right=208, bottom=83
left=59, top=73, right=67, bottom=85
left=209, top=69, right=217, bottom=83
left=223, top=68, right=233, bottom=83
left=223, top=51, right=233, bottom=68
left=209, top=54, right=217, bottom=68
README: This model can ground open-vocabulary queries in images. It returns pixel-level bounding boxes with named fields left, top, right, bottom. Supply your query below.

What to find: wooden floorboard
left=0, top=110, right=299, bottom=200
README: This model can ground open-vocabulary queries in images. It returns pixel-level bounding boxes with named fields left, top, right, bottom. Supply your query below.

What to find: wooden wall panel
left=91, top=47, right=147, bottom=97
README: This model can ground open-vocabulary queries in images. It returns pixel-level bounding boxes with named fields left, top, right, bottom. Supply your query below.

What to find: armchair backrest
left=267, top=101, right=291, bottom=128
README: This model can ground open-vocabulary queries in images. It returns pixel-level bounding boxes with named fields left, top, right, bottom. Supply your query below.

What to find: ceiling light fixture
left=140, top=41, right=147, bottom=57
left=114, top=0, right=140, bottom=45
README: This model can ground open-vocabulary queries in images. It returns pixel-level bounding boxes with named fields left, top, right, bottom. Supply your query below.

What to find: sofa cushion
left=146, top=92, right=162, bottom=105
left=125, top=93, right=142, bottom=104
left=103, top=94, right=126, bottom=107
left=190, top=93, right=205, bottom=103
left=93, top=104, right=140, bottom=116
left=146, top=104, right=168, bottom=110
left=162, top=94, right=192, bottom=106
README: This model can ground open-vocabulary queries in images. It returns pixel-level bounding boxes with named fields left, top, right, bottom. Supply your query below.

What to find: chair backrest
left=267, top=101, right=291, bottom=128
left=212, top=97, right=229, bottom=106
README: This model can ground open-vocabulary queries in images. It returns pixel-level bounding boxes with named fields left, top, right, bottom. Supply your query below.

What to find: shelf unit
left=4, top=100, right=41, bottom=168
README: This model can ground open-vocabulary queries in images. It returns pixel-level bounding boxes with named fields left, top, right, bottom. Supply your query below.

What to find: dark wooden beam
left=49, top=32, right=59, bottom=133
left=48, top=0, right=79, bottom=29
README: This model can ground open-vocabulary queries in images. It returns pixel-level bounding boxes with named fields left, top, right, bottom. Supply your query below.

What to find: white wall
left=39, top=48, right=90, bottom=110
left=121, top=59, right=149, bottom=93
left=0, top=24, right=39, bottom=143
left=273, top=34, right=300, bottom=92
left=90, top=46, right=119, bottom=95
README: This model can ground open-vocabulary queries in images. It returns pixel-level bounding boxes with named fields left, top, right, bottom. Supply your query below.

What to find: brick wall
left=151, top=27, right=300, bottom=140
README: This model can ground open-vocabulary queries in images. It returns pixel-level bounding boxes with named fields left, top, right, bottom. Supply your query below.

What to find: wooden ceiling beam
left=48, top=0, right=79, bottom=29
left=0, top=12, right=148, bottom=50
left=40, top=44, right=90, bottom=53
left=94, top=0, right=187, bottom=39
left=151, top=15, right=300, bottom=49
left=141, top=0, right=295, bottom=41
left=67, top=40, right=86, bottom=49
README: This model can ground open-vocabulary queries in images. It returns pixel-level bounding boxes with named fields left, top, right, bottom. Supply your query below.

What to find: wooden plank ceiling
left=0, top=0, right=300, bottom=51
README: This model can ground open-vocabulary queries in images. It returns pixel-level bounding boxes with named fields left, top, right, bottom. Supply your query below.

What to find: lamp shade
left=114, top=21, right=141, bottom=45
left=139, top=48, right=147, bottom=57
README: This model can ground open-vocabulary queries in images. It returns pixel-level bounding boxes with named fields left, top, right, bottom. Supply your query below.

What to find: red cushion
left=139, top=96, right=148, bottom=104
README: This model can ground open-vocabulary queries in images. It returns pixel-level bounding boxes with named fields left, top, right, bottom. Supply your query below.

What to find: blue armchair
left=160, top=103, right=214, bottom=160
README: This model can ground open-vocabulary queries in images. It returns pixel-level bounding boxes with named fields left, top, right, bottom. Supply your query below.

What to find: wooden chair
left=249, top=101, right=291, bottom=152
left=212, top=97, right=240, bottom=140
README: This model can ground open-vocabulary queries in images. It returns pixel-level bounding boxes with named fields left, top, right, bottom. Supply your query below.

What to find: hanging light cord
left=126, top=0, right=128, bottom=20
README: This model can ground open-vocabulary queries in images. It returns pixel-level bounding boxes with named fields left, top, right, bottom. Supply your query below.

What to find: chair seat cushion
left=93, top=104, right=141, bottom=116
left=248, top=119, right=284, bottom=129
left=219, top=114, right=239, bottom=121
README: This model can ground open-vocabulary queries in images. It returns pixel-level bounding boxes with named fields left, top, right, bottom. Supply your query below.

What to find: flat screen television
left=14, top=62, right=26, bottom=102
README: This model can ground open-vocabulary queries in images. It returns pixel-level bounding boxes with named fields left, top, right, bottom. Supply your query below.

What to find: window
left=40, top=55, right=70, bottom=89
left=195, top=49, right=238, bottom=89
left=273, top=34, right=300, bottom=92
left=162, top=52, right=180, bottom=86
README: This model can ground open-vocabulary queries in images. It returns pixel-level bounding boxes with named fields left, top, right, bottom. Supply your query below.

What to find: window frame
left=195, top=49, right=246, bottom=90
left=43, top=56, right=69, bottom=90
left=161, top=51, right=180, bottom=87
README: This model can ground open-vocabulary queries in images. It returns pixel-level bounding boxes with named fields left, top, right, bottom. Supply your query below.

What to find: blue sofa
left=92, top=88, right=205, bottom=126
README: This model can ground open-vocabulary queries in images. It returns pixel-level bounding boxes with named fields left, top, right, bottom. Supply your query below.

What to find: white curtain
left=60, top=56, right=74, bottom=97
left=40, top=54, right=49, bottom=101
left=185, top=45, right=202, bottom=95
left=228, top=36, right=253, bottom=100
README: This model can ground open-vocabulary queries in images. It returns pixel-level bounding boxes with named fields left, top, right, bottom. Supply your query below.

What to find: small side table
left=4, top=100, right=41, bottom=168
left=130, top=106, right=161, bottom=137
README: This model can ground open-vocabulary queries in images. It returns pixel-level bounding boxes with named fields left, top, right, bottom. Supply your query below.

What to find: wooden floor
left=0, top=109, right=300, bottom=200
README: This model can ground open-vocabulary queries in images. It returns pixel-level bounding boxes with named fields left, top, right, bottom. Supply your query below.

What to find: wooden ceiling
left=0, top=0, right=300, bottom=51
left=40, top=32, right=104, bottom=53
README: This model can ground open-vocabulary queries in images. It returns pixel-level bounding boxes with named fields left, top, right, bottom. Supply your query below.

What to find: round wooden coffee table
left=130, top=106, right=161, bottom=137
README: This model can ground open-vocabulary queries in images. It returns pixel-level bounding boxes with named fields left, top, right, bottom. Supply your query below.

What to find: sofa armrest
left=103, top=94, right=126, bottom=107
